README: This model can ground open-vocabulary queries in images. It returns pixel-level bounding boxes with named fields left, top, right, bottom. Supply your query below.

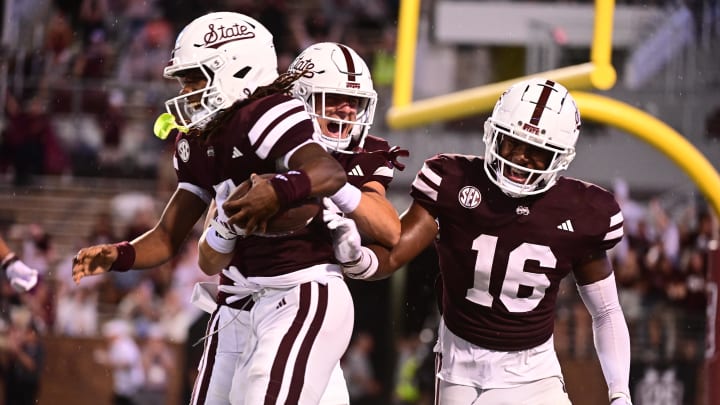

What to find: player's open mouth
left=505, top=167, right=529, bottom=183
left=327, top=122, right=341, bottom=135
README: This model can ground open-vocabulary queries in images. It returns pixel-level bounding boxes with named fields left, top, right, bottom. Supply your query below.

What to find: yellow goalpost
left=387, top=0, right=720, bottom=218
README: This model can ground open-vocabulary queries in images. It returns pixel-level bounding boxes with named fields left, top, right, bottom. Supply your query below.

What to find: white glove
left=322, top=199, right=378, bottom=280
left=213, top=182, right=246, bottom=239
left=323, top=201, right=363, bottom=265
left=205, top=182, right=246, bottom=254
left=6, top=258, right=39, bottom=292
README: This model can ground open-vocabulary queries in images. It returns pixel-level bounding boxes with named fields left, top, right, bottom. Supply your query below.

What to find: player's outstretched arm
left=72, top=189, right=207, bottom=284
left=575, top=257, right=632, bottom=405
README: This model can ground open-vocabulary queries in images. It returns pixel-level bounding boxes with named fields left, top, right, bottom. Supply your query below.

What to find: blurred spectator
left=610, top=178, right=647, bottom=264
left=116, top=18, right=173, bottom=83
left=647, top=199, right=681, bottom=265
left=257, top=1, right=295, bottom=70
left=20, top=224, right=57, bottom=277
left=38, top=11, right=78, bottom=110
left=99, top=90, right=127, bottom=154
left=118, top=280, right=160, bottom=338
left=95, top=319, right=145, bottom=405
left=0, top=316, right=45, bottom=405
left=1, top=95, right=69, bottom=186
left=87, top=211, right=119, bottom=246
left=72, top=28, right=116, bottom=116
left=54, top=234, right=104, bottom=336
left=78, top=0, right=110, bottom=46
left=136, top=325, right=174, bottom=405
left=55, top=281, right=99, bottom=336
left=371, top=25, right=397, bottom=113
left=343, top=331, right=382, bottom=405
left=392, top=333, right=430, bottom=405
left=156, top=289, right=194, bottom=343
left=289, top=6, right=344, bottom=53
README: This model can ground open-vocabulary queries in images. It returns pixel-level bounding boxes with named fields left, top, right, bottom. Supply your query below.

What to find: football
left=227, top=173, right=321, bottom=236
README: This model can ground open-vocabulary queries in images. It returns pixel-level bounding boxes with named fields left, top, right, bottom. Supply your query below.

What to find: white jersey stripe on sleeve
left=177, top=182, right=212, bottom=204
left=412, top=163, right=442, bottom=202
left=604, top=227, right=624, bottom=241
left=413, top=177, right=439, bottom=202
left=420, top=163, right=441, bottom=186
left=610, top=212, right=624, bottom=227
left=248, top=99, right=302, bottom=144
left=255, top=110, right=308, bottom=159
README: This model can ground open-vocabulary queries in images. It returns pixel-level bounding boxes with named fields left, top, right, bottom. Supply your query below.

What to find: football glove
left=323, top=201, right=363, bottom=265
left=5, top=257, right=39, bottom=292
left=214, top=181, right=246, bottom=239
left=322, top=200, right=379, bottom=280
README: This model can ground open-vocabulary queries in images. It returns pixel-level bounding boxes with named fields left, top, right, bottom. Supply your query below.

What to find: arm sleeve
left=577, top=273, right=632, bottom=403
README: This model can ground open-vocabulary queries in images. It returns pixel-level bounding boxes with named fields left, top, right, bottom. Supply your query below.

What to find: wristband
left=610, top=392, right=632, bottom=404
left=269, top=170, right=311, bottom=209
left=342, top=246, right=378, bottom=280
left=109, top=241, right=136, bottom=272
left=204, top=225, right=237, bottom=254
left=330, top=183, right=362, bottom=213
left=1, top=253, right=19, bottom=271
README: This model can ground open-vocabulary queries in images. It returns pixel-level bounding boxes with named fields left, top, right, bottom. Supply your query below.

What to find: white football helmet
left=483, top=78, right=580, bottom=197
left=289, top=42, right=377, bottom=152
left=163, top=12, right=278, bottom=129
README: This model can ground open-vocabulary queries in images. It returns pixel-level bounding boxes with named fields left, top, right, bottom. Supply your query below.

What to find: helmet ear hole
left=234, top=66, right=251, bottom=79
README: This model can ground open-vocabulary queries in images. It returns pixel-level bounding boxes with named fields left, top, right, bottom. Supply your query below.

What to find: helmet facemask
left=165, top=65, right=222, bottom=130
left=483, top=120, right=575, bottom=197
left=305, top=90, right=375, bottom=152
left=483, top=78, right=579, bottom=198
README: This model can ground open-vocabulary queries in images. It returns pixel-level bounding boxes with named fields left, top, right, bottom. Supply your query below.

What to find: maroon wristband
left=269, top=170, right=312, bottom=209
left=109, top=241, right=136, bottom=272
left=1, top=253, right=19, bottom=271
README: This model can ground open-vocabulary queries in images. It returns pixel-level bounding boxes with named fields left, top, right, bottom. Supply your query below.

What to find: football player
left=330, top=78, right=633, bottom=405
left=0, top=235, right=38, bottom=291
left=197, top=42, right=407, bottom=405
left=289, top=42, right=406, bottom=246
left=72, top=12, right=350, bottom=405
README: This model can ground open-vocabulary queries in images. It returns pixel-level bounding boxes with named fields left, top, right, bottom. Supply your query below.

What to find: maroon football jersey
left=224, top=139, right=399, bottom=280
left=332, top=134, right=394, bottom=190
left=173, top=93, right=339, bottom=283
left=411, top=154, right=624, bottom=351
left=174, top=93, right=316, bottom=194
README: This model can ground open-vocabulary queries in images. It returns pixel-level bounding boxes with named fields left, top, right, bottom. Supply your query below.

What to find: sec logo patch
left=177, top=139, right=190, bottom=162
left=458, top=186, right=481, bottom=209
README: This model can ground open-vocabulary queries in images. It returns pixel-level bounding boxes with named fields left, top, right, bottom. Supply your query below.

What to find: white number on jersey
left=466, top=234, right=554, bottom=312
